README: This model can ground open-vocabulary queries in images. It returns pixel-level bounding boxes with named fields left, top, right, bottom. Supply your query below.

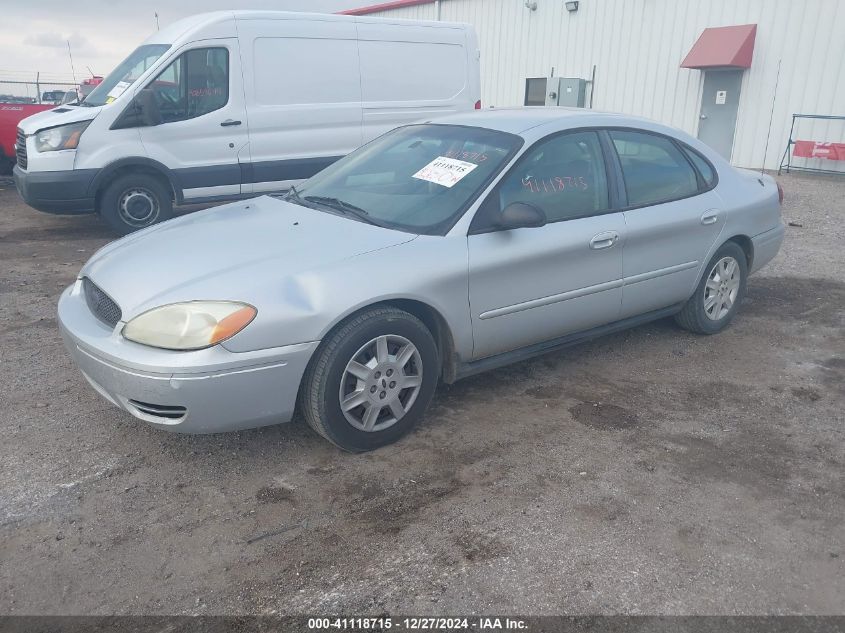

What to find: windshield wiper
left=304, top=196, right=384, bottom=227
left=284, top=184, right=303, bottom=203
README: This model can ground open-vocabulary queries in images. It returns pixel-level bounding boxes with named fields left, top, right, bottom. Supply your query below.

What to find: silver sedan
left=58, top=108, right=785, bottom=451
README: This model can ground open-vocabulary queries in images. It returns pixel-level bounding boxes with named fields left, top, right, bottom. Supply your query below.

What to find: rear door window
left=681, top=145, right=716, bottom=188
left=610, top=130, right=699, bottom=206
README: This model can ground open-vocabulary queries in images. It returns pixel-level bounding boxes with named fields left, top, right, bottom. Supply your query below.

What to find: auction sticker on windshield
left=412, top=156, right=478, bottom=188
left=106, top=81, right=131, bottom=103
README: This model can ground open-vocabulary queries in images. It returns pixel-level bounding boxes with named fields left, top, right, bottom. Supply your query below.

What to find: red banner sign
left=793, top=140, right=845, bottom=161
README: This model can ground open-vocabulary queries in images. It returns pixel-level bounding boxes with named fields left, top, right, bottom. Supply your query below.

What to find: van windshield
left=82, top=44, right=171, bottom=107
left=292, top=124, right=523, bottom=235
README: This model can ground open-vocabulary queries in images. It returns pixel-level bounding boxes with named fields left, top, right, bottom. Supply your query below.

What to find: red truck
left=0, top=102, right=54, bottom=174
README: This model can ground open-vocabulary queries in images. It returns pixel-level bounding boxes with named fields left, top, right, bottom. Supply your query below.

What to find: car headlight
left=34, top=120, right=92, bottom=153
left=122, top=301, right=257, bottom=351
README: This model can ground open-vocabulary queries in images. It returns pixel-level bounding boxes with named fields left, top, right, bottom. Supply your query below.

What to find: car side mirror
left=497, top=202, right=547, bottom=230
left=111, top=89, right=162, bottom=130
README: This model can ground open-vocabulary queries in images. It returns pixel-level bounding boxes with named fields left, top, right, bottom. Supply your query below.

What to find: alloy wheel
left=703, top=256, right=741, bottom=321
left=339, top=334, right=423, bottom=432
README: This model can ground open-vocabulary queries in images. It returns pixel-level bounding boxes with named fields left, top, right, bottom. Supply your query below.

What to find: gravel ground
left=0, top=172, right=843, bottom=615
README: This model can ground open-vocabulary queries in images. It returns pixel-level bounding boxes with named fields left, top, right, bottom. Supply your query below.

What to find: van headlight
left=34, top=120, right=92, bottom=153
left=122, top=301, right=257, bottom=350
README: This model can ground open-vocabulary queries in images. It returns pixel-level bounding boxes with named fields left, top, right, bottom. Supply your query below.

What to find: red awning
left=681, top=24, right=757, bottom=69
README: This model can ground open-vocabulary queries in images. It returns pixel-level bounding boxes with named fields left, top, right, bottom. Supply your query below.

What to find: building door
left=697, top=70, right=743, bottom=160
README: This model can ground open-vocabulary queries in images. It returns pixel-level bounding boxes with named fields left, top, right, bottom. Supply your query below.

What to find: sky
left=0, top=0, right=372, bottom=93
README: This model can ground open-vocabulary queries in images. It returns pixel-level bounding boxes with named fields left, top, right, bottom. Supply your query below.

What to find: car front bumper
left=58, top=281, right=319, bottom=434
left=13, top=164, right=97, bottom=214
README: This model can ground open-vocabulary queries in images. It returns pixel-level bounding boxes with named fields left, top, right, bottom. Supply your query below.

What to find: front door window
left=148, top=48, right=229, bottom=123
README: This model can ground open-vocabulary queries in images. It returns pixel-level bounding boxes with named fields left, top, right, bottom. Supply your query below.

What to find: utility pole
left=155, top=11, right=160, bottom=30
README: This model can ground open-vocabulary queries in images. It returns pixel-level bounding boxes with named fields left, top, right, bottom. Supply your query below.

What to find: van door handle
left=590, top=231, right=619, bottom=250
left=220, top=119, right=242, bottom=127
left=700, top=211, right=719, bottom=225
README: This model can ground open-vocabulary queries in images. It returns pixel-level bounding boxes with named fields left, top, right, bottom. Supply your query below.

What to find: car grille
left=128, top=400, right=187, bottom=422
left=15, top=128, right=27, bottom=169
left=82, top=277, right=122, bottom=327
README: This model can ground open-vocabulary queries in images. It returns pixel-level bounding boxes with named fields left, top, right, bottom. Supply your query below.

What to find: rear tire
left=300, top=306, right=440, bottom=452
left=675, top=241, right=748, bottom=334
left=98, top=173, right=173, bottom=235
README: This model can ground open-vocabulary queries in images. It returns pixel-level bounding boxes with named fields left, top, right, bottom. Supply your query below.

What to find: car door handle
left=589, top=231, right=619, bottom=250
left=700, top=211, right=720, bottom=225
left=220, top=119, right=242, bottom=127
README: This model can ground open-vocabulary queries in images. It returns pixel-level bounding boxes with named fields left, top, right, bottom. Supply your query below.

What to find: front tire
left=98, top=173, right=173, bottom=235
left=300, top=306, right=440, bottom=452
left=675, top=241, right=748, bottom=334
left=0, top=156, right=13, bottom=176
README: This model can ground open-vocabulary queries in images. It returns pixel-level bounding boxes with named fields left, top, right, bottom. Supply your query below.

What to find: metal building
left=342, top=0, right=845, bottom=173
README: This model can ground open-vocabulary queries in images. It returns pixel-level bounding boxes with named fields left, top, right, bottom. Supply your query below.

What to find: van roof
left=146, top=10, right=469, bottom=45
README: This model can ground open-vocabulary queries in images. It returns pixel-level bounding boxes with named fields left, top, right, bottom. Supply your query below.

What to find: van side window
left=492, top=131, right=610, bottom=224
left=253, top=38, right=359, bottom=105
left=610, top=130, right=699, bottom=206
left=359, top=40, right=466, bottom=102
left=149, top=47, right=229, bottom=123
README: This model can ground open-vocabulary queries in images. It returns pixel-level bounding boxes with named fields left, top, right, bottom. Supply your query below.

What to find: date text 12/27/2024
left=307, top=617, right=529, bottom=630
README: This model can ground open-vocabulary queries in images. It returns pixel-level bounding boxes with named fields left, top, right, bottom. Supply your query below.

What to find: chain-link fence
left=0, top=79, right=81, bottom=105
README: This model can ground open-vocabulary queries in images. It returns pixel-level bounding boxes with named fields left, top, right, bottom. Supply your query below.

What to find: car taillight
left=474, top=100, right=482, bottom=110
left=777, top=182, right=784, bottom=205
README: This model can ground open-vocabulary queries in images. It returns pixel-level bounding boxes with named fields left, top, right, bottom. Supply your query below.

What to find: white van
left=14, top=11, right=481, bottom=234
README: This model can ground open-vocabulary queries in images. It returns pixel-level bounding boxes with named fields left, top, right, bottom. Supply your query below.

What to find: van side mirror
left=134, top=89, right=162, bottom=126
left=497, top=202, right=547, bottom=230
left=111, top=89, right=162, bottom=130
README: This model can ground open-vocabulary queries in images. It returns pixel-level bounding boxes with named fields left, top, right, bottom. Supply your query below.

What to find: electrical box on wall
left=524, top=77, right=548, bottom=106
left=550, top=77, right=587, bottom=106
left=525, top=77, right=587, bottom=107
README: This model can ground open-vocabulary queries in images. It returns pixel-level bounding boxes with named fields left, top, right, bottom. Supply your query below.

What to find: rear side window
left=681, top=145, right=716, bottom=188
left=610, top=130, right=699, bottom=206
left=149, top=47, right=229, bottom=123
left=495, top=131, right=610, bottom=223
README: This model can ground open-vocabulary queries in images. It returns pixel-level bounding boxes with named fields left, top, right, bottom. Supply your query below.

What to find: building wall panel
left=364, top=0, right=845, bottom=171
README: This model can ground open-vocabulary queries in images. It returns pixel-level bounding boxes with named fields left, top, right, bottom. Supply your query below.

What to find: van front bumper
left=58, top=282, right=319, bottom=434
left=13, top=164, right=97, bottom=214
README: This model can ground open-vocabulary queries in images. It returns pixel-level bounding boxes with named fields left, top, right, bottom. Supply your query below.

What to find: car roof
left=426, top=107, right=648, bottom=135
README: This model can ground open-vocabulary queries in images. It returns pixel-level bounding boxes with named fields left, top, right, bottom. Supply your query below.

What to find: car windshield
left=292, top=124, right=523, bottom=235
left=82, top=44, right=171, bottom=107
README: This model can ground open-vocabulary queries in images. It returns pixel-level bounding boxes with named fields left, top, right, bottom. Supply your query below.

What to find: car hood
left=81, top=196, right=416, bottom=319
left=19, top=104, right=103, bottom=134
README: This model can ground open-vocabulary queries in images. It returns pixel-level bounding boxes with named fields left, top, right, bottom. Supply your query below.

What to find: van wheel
left=675, top=241, right=748, bottom=335
left=98, top=173, right=173, bottom=235
left=300, top=306, right=440, bottom=452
